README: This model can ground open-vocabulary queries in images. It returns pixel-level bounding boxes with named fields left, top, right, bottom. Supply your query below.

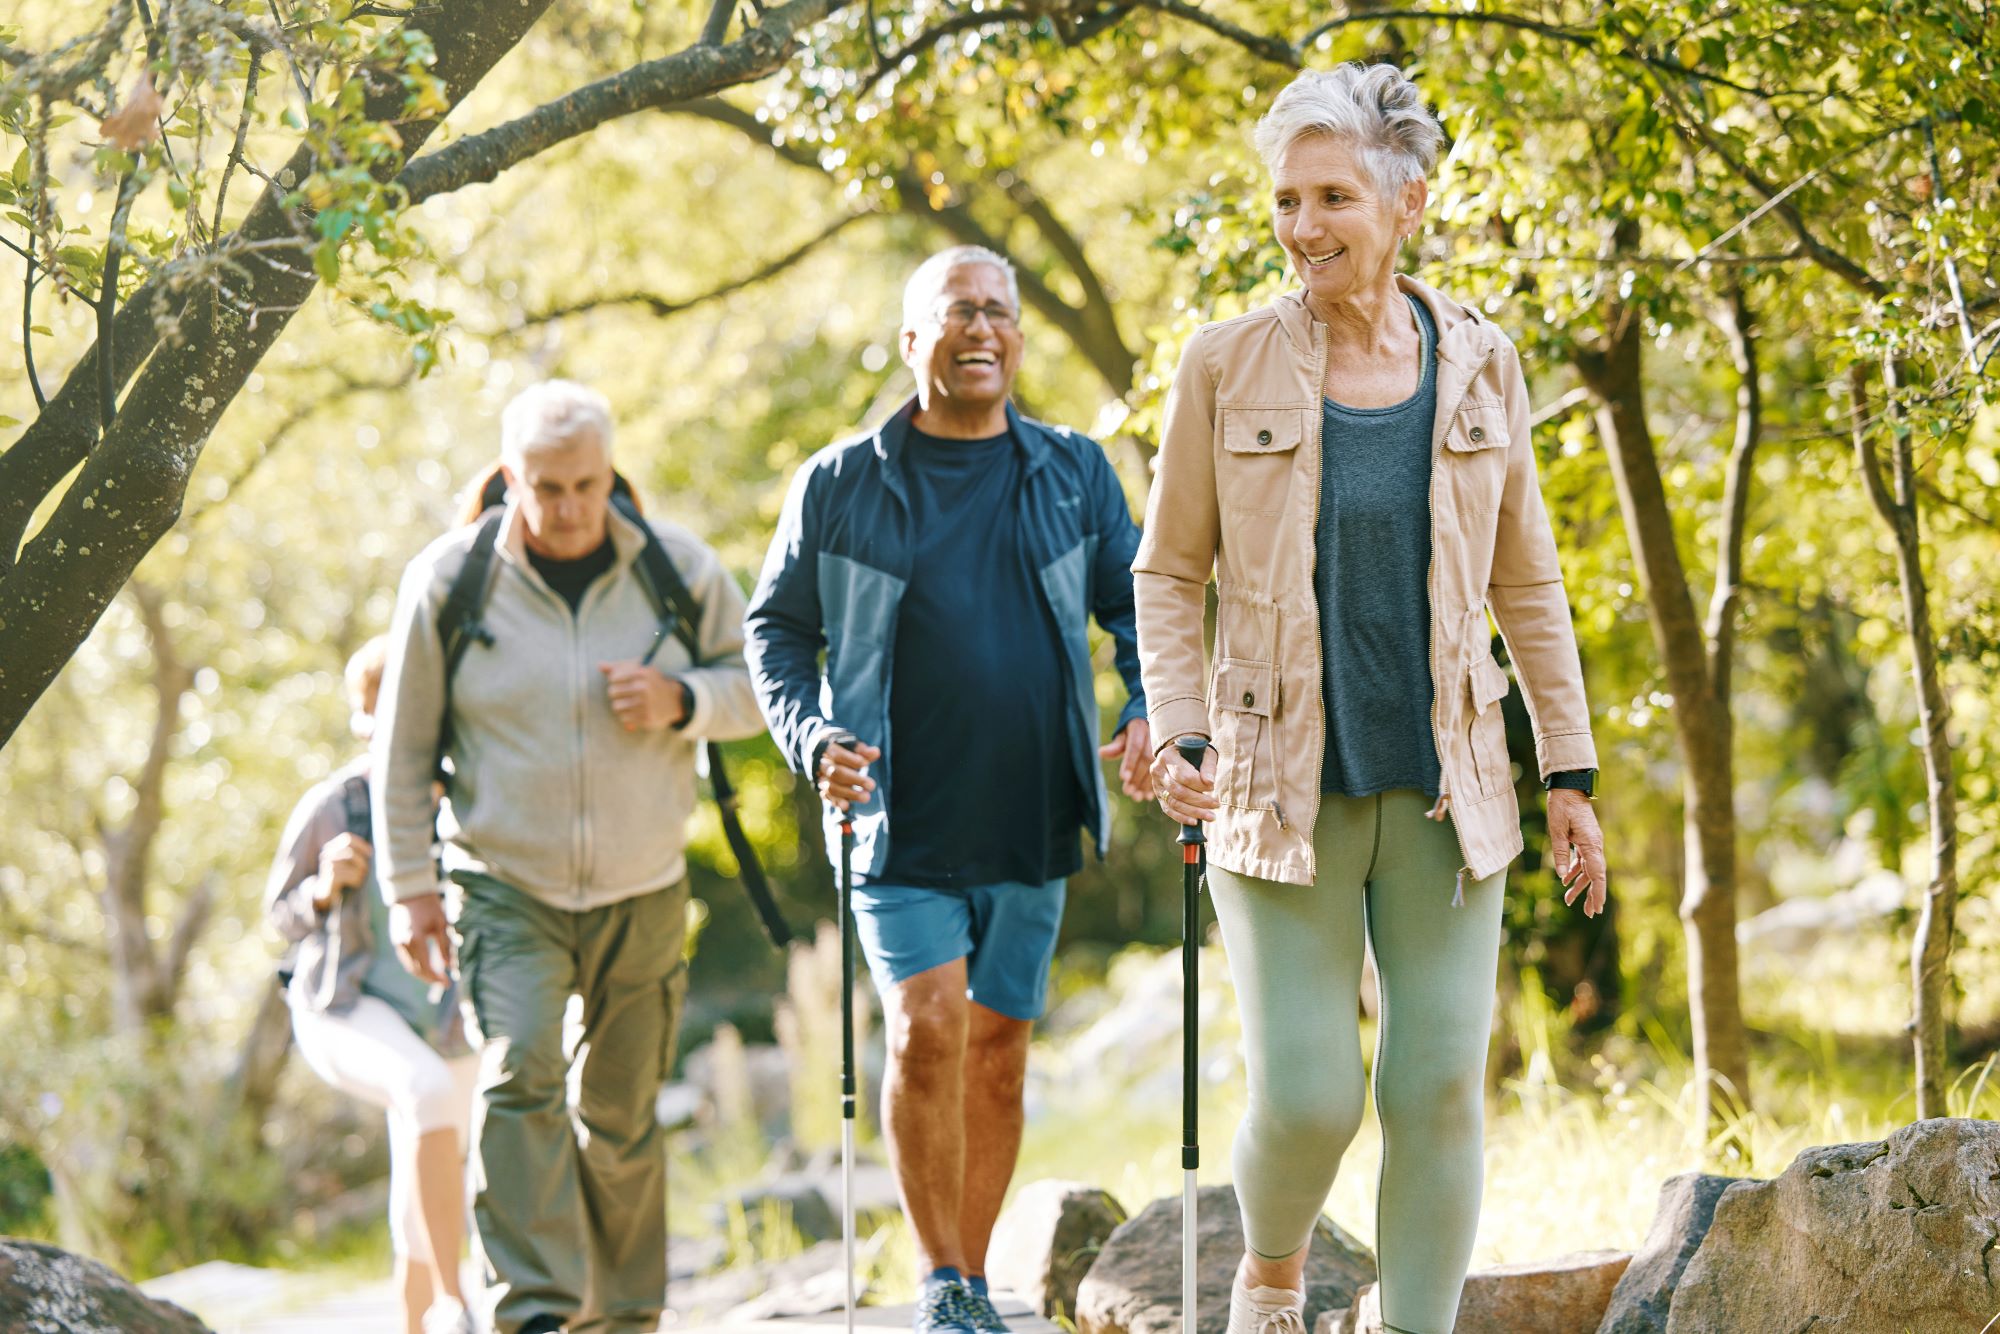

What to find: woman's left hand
left=1548, top=789, right=1608, bottom=917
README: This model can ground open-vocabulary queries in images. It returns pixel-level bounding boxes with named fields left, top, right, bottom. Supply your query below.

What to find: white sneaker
left=422, top=1296, right=477, bottom=1334
left=1225, top=1280, right=1306, bottom=1334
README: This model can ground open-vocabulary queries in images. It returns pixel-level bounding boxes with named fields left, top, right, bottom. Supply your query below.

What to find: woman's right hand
left=1152, top=736, right=1219, bottom=826
left=313, top=832, right=371, bottom=912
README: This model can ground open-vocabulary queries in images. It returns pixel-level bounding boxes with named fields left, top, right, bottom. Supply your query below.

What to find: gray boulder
left=1, top=1238, right=211, bottom=1333
left=987, top=1179, right=1128, bottom=1320
left=1075, top=1183, right=1374, bottom=1334
left=1666, top=1117, right=2000, bottom=1332
left=1323, top=1250, right=1629, bottom=1333
left=1595, top=1172, right=1740, bottom=1333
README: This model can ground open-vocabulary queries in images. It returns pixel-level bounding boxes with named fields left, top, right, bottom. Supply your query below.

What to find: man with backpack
left=372, top=379, right=765, bottom=1334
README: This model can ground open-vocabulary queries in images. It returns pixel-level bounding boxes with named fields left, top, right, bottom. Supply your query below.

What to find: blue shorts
left=849, top=879, right=1067, bottom=1021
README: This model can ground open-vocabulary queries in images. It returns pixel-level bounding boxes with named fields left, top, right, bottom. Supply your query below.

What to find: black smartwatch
left=1545, top=768, right=1597, bottom=799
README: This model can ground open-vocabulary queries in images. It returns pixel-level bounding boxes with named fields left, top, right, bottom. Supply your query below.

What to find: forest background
left=0, top=0, right=1996, bottom=1290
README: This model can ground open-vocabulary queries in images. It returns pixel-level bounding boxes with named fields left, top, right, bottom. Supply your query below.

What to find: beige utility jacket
left=1133, top=274, right=1597, bottom=889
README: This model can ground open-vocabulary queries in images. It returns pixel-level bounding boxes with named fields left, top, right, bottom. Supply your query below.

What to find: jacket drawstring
left=1452, top=865, right=1468, bottom=908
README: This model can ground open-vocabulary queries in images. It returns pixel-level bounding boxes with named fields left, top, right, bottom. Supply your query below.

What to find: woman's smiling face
left=1271, top=133, right=1425, bottom=306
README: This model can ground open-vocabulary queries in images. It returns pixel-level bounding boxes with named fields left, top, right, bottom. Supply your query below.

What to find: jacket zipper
left=1296, top=319, right=1329, bottom=848
left=1428, top=336, right=1496, bottom=898
left=571, top=588, right=590, bottom=901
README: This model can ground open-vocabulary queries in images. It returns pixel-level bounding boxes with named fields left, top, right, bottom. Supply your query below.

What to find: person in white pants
left=267, top=637, right=479, bottom=1334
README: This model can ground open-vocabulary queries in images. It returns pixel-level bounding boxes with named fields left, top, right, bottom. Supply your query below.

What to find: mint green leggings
left=1207, top=790, right=1506, bottom=1334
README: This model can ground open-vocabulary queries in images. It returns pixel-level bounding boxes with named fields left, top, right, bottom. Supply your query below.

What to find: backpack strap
left=433, top=507, right=506, bottom=784
left=339, top=772, right=372, bottom=842
left=612, top=491, right=703, bottom=663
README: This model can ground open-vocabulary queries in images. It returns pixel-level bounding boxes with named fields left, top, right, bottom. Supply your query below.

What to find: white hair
left=900, top=245, right=1020, bottom=333
left=1253, top=63, right=1445, bottom=195
left=500, top=379, right=614, bottom=466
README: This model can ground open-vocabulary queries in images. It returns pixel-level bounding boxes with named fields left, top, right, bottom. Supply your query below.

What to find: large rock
left=1321, top=1251, right=1629, bottom=1333
left=1666, top=1117, right=2000, bottom=1332
left=0, top=1238, right=211, bottom=1333
left=1075, top=1183, right=1374, bottom=1334
left=987, top=1179, right=1128, bottom=1320
left=1595, top=1173, right=1740, bottom=1333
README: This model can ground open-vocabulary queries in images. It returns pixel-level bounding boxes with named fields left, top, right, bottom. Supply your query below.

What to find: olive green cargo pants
left=450, top=872, right=689, bottom=1334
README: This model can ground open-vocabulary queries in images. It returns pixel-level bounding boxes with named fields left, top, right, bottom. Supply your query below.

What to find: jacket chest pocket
left=1440, top=400, right=1509, bottom=516
left=1210, top=656, right=1278, bottom=810
left=1217, top=406, right=1307, bottom=589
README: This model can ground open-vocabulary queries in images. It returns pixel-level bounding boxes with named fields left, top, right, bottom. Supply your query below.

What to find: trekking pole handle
left=1175, top=738, right=1208, bottom=848
left=820, top=730, right=862, bottom=822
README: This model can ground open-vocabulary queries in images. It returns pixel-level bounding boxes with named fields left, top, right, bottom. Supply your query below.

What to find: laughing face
left=902, top=262, right=1023, bottom=427
left=1272, top=132, right=1426, bottom=309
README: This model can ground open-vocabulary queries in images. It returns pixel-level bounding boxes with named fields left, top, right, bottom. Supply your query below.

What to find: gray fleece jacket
left=372, top=500, right=765, bottom=909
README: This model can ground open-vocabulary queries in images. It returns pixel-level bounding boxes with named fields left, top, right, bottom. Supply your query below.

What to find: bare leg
left=880, top=959, right=972, bottom=1274
left=1240, top=1246, right=1310, bottom=1292
left=958, top=1002, right=1031, bottom=1280
left=413, top=1126, right=467, bottom=1305
left=397, top=1252, right=432, bottom=1334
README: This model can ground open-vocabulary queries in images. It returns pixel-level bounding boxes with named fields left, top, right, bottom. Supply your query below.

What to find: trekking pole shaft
left=840, top=816, right=858, bottom=1333
left=1174, top=737, right=1207, bottom=1334
left=1175, top=737, right=1206, bottom=1172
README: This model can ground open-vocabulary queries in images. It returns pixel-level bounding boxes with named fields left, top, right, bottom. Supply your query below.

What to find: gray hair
left=900, top=245, right=1020, bottom=333
left=1253, top=63, right=1445, bottom=195
left=500, top=379, right=614, bottom=466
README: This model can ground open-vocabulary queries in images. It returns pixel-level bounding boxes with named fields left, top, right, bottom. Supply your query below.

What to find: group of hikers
left=263, top=64, right=1610, bottom=1334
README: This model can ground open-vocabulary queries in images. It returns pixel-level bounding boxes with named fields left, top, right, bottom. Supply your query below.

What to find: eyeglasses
left=937, top=301, right=1019, bottom=330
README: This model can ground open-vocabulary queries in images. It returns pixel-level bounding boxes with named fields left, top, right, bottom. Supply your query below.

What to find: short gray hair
left=1253, top=63, right=1445, bottom=195
left=901, top=245, right=1020, bottom=333
left=500, top=379, right=614, bottom=466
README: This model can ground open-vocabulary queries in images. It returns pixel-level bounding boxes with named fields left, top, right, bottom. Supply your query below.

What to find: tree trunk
left=99, top=582, right=196, bottom=1033
left=1576, top=299, right=1751, bottom=1136
left=1849, top=360, right=1959, bottom=1118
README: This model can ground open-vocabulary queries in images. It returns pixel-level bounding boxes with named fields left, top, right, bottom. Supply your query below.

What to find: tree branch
left=395, top=0, right=847, bottom=205
left=700, top=0, right=738, bottom=46
left=1848, top=362, right=1899, bottom=525
left=1925, top=120, right=1978, bottom=362
left=211, top=53, right=261, bottom=241
left=1141, top=0, right=1298, bottom=69
left=674, top=99, right=1139, bottom=395
left=1705, top=283, right=1760, bottom=705
left=20, top=239, right=43, bottom=410
left=1529, top=384, right=1593, bottom=428
left=1653, top=76, right=1889, bottom=297
left=516, top=212, right=868, bottom=327
left=866, top=8, right=1035, bottom=86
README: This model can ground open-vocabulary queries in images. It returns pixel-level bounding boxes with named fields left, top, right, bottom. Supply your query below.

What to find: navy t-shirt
left=873, top=424, right=1083, bottom=889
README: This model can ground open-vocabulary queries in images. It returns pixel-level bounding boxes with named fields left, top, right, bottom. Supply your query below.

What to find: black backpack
left=433, top=470, right=791, bottom=948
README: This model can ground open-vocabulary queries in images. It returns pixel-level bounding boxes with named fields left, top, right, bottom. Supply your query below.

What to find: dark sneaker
left=958, top=1287, right=1012, bottom=1333
left=913, top=1277, right=979, bottom=1334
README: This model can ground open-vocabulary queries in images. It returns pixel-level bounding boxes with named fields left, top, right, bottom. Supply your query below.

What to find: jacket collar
left=874, top=397, right=1051, bottom=495
left=1272, top=272, right=1495, bottom=370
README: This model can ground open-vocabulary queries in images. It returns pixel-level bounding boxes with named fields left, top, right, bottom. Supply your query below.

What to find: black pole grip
left=1175, top=738, right=1208, bottom=847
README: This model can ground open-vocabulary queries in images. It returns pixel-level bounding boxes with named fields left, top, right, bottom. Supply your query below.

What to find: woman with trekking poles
left=1133, top=65, right=1612, bottom=1334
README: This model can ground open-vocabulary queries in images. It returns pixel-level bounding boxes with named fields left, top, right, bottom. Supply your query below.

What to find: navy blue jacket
left=745, top=400, right=1147, bottom=880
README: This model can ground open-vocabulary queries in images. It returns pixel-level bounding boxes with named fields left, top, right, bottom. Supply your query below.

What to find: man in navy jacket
left=746, top=246, right=1149, bottom=1334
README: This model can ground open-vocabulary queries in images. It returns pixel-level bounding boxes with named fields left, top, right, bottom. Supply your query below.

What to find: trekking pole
left=824, top=731, right=863, bottom=1334
left=1175, top=737, right=1209, bottom=1334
